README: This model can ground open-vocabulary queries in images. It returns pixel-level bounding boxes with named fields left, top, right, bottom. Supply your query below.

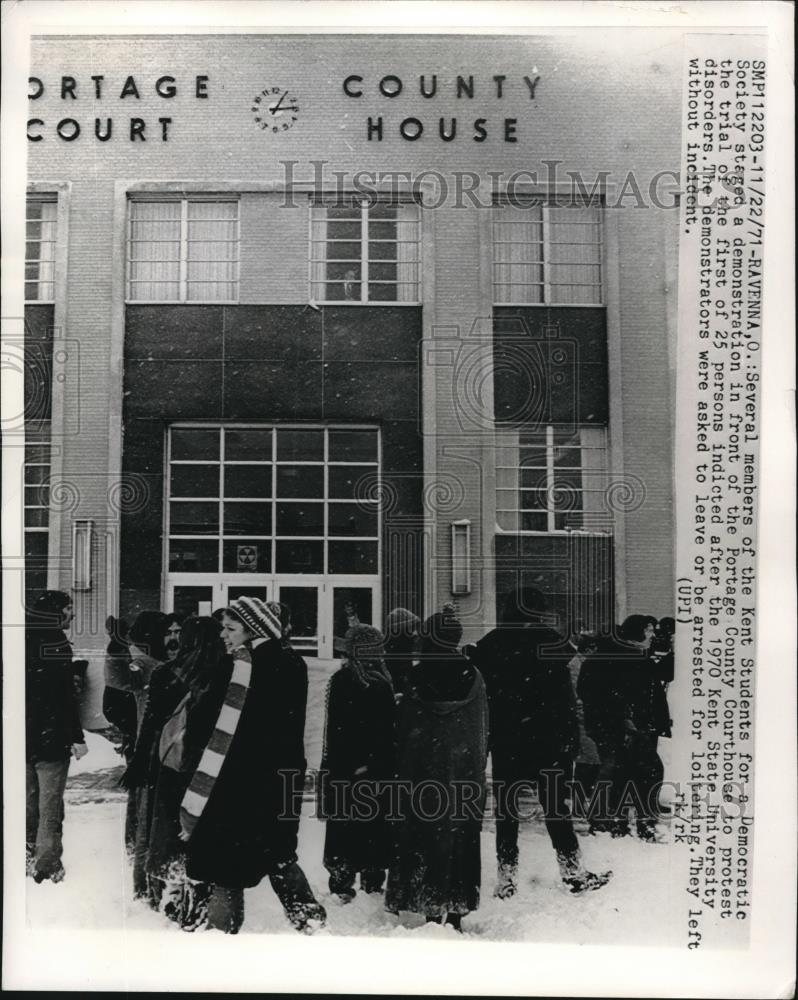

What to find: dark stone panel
left=224, top=306, right=323, bottom=362
left=323, top=362, right=419, bottom=421
left=124, top=359, right=224, bottom=418
left=120, top=588, right=162, bottom=623
left=223, top=361, right=324, bottom=420
left=382, top=420, right=424, bottom=473
left=24, top=305, right=55, bottom=343
left=24, top=306, right=54, bottom=421
left=322, top=306, right=421, bottom=362
left=122, top=419, right=167, bottom=476
left=494, top=532, right=614, bottom=633
left=493, top=307, right=608, bottom=426
left=126, top=306, right=224, bottom=360
left=383, top=473, right=424, bottom=519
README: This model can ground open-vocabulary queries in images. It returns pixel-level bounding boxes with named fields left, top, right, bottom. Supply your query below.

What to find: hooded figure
left=382, top=607, right=421, bottom=696
left=25, top=590, right=87, bottom=883
left=468, top=587, right=611, bottom=897
left=181, top=597, right=326, bottom=935
left=319, top=624, right=396, bottom=901
left=385, top=610, right=488, bottom=931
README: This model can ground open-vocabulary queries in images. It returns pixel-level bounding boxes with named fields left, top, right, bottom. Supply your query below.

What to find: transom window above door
left=167, top=424, right=380, bottom=577
left=309, top=197, right=421, bottom=304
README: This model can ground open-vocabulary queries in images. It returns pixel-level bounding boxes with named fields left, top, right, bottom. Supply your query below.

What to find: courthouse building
left=20, top=32, right=680, bottom=673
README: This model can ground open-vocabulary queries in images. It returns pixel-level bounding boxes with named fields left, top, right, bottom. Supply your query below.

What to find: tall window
left=127, top=198, right=239, bottom=302
left=496, top=425, right=610, bottom=533
left=25, top=198, right=57, bottom=302
left=24, top=425, right=51, bottom=595
left=310, top=198, right=420, bottom=303
left=167, top=425, right=380, bottom=576
left=493, top=200, right=603, bottom=305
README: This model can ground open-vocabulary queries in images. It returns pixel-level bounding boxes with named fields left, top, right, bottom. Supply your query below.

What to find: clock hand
left=270, top=91, right=287, bottom=115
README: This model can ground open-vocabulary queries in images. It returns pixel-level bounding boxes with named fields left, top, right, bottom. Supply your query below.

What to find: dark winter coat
left=468, top=625, right=579, bottom=778
left=26, top=626, right=85, bottom=762
left=320, top=666, right=396, bottom=873
left=578, top=638, right=672, bottom=753
left=185, top=637, right=309, bottom=889
left=385, top=655, right=488, bottom=918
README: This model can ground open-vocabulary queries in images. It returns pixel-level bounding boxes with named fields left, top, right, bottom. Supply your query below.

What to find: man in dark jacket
left=26, top=590, right=87, bottom=883
left=468, top=587, right=611, bottom=897
left=578, top=614, right=671, bottom=841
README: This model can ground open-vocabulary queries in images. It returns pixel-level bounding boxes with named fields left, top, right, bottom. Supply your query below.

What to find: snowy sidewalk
left=27, top=734, right=681, bottom=944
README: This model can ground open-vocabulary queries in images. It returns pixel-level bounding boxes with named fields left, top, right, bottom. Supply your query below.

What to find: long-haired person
left=121, top=610, right=168, bottom=898
left=180, top=597, right=326, bottom=934
left=319, top=624, right=395, bottom=902
left=25, top=590, right=87, bottom=884
left=386, top=609, right=488, bottom=931
left=144, top=616, right=228, bottom=929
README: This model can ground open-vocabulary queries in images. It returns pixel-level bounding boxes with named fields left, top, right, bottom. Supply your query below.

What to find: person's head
left=500, top=586, right=548, bottom=628
left=385, top=607, right=420, bottom=639
left=128, top=611, right=168, bottom=661
left=28, top=590, right=73, bottom=629
left=658, top=617, right=675, bottom=638
left=619, top=614, right=656, bottom=650
left=221, top=596, right=283, bottom=653
left=163, top=613, right=183, bottom=660
left=178, top=615, right=224, bottom=657
left=419, top=609, right=463, bottom=656
left=105, top=615, right=129, bottom=642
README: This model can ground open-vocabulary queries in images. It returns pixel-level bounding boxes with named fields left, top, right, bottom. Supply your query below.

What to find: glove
left=71, top=742, right=88, bottom=760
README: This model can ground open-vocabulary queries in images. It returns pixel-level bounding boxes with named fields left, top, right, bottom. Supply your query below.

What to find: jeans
left=26, top=757, right=70, bottom=878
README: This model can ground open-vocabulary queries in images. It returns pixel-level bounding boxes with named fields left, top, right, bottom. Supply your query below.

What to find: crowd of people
left=24, top=585, right=674, bottom=935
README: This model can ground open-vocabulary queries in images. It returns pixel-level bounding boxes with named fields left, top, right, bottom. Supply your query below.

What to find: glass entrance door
left=166, top=576, right=378, bottom=660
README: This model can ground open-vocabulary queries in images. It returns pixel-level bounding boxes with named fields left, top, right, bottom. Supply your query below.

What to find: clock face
left=251, top=86, right=300, bottom=133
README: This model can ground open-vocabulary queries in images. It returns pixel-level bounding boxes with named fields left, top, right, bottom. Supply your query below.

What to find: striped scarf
left=179, top=644, right=252, bottom=841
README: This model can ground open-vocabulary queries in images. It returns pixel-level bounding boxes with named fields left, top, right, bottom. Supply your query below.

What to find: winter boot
left=556, top=848, right=612, bottom=895
left=494, top=861, right=519, bottom=900
left=287, top=900, right=327, bottom=934
left=637, top=820, right=667, bottom=844
left=33, top=861, right=65, bottom=884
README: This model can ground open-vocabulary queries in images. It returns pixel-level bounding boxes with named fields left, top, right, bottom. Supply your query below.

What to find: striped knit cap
left=227, top=596, right=283, bottom=640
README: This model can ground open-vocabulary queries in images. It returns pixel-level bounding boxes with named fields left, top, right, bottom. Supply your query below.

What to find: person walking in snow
left=180, top=597, right=326, bottom=934
left=319, top=624, right=396, bottom=902
left=468, top=587, right=611, bottom=897
left=385, top=610, right=488, bottom=931
left=25, top=590, right=87, bottom=884
left=578, top=614, right=671, bottom=841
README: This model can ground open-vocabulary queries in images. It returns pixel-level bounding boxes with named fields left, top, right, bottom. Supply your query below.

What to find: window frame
left=164, top=423, right=382, bottom=578
left=25, top=196, right=58, bottom=303
left=495, top=424, right=612, bottom=536
left=126, top=195, right=240, bottom=304
left=492, top=197, right=605, bottom=307
left=308, top=196, right=421, bottom=306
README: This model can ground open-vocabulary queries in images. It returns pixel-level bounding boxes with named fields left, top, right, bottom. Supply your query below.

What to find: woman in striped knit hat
left=180, top=596, right=326, bottom=934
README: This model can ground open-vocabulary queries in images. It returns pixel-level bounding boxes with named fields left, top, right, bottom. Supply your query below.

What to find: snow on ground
left=28, top=733, right=681, bottom=945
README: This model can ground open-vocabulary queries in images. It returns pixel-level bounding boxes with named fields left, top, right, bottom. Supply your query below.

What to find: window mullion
left=542, top=204, right=551, bottom=305
left=361, top=201, right=368, bottom=302
left=546, top=425, right=555, bottom=532
left=180, top=199, right=188, bottom=301
left=218, top=426, right=225, bottom=574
